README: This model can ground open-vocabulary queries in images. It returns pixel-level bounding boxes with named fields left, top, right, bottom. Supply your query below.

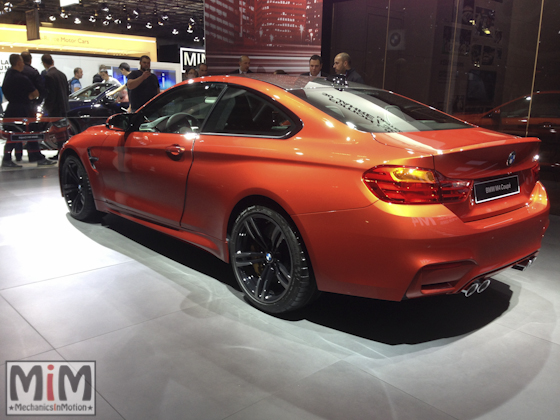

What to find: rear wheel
left=61, top=155, right=102, bottom=222
left=230, top=205, right=317, bottom=313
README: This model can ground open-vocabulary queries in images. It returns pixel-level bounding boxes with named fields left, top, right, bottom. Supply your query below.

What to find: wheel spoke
left=73, top=191, right=85, bottom=213
left=256, top=264, right=274, bottom=302
left=244, top=216, right=268, bottom=250
left=275, top=262, right=291, bottom=289
left=62, top=183, right=79, bottom=196
left=270, top=224, right=285, bottom=253
left=65, top=165, right=81, bottom=184
left=234, top=251, right=266, bottom=267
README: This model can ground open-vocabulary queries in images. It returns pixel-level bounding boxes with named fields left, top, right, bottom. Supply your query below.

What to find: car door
left=96, top=82, right=225, bottom=226
left=180, top=85, right=300, bottom=239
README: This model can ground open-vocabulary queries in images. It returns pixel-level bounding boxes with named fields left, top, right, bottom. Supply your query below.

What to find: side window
left=136, top=83, right=225, bottom=134
left=204, top=87, right=294, bottom=137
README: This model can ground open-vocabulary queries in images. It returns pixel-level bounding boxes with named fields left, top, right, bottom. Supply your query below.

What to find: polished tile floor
left=1, top=160, right=559, bottom=420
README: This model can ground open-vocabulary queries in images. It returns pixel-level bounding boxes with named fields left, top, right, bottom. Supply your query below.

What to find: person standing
left=2, top=54, right=55, bottom=167
left=41, top=53, right=70, bottom=160
left=92, top=64, right=105, bottom=83
left=230, top=55, right=252, bottom=74
left=301, top=55, right=328, bottom=77
left=127, top=55, right=160, bottom=112
left=332, top=52, right=364, bottom=84
left=20, top=51, right=47, bottom=162
left=198, top=63, right=209, bottom=77
left=99, top=68, right=121, bottom=87
left=69, top=67, right=83, bottom=92
left=107, top=62, right=131, bottom=106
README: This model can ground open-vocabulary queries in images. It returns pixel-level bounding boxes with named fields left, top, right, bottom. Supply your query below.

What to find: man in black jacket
left=127, top=56, right=160, bottom=112
left=41, top=53, right=70, bottom=160
left=18, top=51, right=47, bottom=162
left=332, top=52, right=365, bottom=84
left=2, top=54, right=55, bottom=167
left=301, top=55, right=328, bottom=77
left=230, top=56, right=253, bottom=74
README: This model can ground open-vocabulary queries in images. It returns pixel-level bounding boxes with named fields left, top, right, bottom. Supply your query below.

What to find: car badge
left=506, top=151, right=516, bottom=167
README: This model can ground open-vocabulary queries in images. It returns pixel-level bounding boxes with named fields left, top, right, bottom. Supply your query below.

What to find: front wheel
left=230, top=205, right=317, bottom=313
left=61, top=155, right=102, bottom=222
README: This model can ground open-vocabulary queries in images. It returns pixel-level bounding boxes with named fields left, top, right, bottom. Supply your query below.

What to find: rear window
left=291, top=88, right=470, bottom=133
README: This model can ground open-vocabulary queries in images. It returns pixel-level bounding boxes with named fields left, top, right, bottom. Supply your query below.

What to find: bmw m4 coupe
left=59, top=75, right=550, bottom=313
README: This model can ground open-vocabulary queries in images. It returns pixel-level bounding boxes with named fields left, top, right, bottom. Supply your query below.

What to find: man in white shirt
left=99, top=69, right=121, bottom=87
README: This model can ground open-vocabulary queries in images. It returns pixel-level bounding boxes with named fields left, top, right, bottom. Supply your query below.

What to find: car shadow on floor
left=282, top=281, right=513, bottom=345
left=95, top=213, right=513, bottom=345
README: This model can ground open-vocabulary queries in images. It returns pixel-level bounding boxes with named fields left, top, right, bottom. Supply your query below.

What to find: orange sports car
left=59, top=75, right=550, bottom=313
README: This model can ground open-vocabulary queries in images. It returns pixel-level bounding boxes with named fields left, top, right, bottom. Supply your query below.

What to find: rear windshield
left=291, top=87, right=470, bottom=133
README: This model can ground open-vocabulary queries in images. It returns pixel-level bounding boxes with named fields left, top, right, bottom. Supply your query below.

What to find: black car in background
left=1, top=83, right=128, bottom=151
left=67, top=82, right=129, bottom=135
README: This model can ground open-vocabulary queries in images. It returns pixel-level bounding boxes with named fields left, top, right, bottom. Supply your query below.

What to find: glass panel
left=292, top=87, right=469, bottom=133
left=135, top=83, right=225, bottom=133
left=70, top=83, right=115, bottom=100
left=205, top=87, right=294, bottom=136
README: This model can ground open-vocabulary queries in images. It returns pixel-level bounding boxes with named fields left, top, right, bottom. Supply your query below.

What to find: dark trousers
left=3, top=141, right=44, bottom=162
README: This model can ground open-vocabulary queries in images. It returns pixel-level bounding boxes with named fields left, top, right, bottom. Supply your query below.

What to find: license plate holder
left=474, top=175, right=520, bottom=204
left=10, top=133, right=45, bottom=142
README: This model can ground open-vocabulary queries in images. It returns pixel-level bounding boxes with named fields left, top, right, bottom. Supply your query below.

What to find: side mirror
left=106, top=113, right=132, bottom=131
left=100, top=94, right=116, bottom=105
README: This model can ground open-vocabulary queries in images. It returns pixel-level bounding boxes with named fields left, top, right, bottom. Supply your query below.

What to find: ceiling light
left=189, top=17, right=195, bottom=24
left=172, top=28, right=178, bottom=35
left=114, top=18, right=121, bottom=24
left=162, top=13, right=168, bottom=21
left=101, top=3, right=109, bottom=12
left=132, top=9, right=139, bottom=17
left=194, top=36, right=200, bottom=42
left=105, top=13, right=112, bottom=20
left=187, top=24, right=193, bottom=33
left=60, top=10, right=69, bottom=19
left=4, top=2, right=13, bottom=13
left=89, top=15, right=96, bottom=22
left=146, top=22, right=152, bottom=29
left=126, top=22, right=131, bottom=29
left=74, top=17, right=81, bottom=24
left=33, top=0, right=41, bottom=4
left=102, top=20, right=109, bottom=26
left=49, top=15, right=56, bottom=21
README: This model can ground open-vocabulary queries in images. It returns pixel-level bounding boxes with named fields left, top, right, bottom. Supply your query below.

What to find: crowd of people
left=2, top=51, right=363, bottom=169
left=182, top=51, right=363, bottom=83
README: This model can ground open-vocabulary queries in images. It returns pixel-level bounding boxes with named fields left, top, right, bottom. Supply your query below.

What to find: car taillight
left=363, top=165, right=472, bottom=204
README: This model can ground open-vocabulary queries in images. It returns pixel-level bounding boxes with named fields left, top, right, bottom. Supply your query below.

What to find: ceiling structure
left=0, top=0, right=205, bottom=42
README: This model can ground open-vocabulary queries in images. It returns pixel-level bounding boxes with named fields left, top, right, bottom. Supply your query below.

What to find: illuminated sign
left=180, top=47, right=206, bottom=73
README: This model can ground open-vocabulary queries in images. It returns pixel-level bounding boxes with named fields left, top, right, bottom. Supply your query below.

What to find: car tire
left=61, top=155, right=102, bottom=222
left=230, top=205, right=317, bottom=313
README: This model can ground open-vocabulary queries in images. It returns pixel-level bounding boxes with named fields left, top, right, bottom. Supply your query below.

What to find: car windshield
left=291, top=84, right=470, bottom=133
left=70, top=83, right=116, bottom=100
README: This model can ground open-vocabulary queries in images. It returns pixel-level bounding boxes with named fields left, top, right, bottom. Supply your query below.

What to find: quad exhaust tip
left=512, top=256, right=537, bottom=271
left=462, top=279, right=491, bottom=297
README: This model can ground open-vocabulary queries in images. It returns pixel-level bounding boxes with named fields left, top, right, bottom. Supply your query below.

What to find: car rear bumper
left=293, top=181, right=550, bottom=301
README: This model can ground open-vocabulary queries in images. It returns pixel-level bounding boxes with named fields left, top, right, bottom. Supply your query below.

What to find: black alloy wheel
left=61, top=155, right=102, bottom=222
left=230, top=205, right=317, bottom=313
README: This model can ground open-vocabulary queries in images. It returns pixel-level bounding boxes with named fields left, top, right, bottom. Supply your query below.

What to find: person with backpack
left=69, top=67, right=83, bottom=93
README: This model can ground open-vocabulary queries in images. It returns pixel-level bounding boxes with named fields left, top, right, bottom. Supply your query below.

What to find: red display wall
left=205, top=0, right=323, bottom=75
